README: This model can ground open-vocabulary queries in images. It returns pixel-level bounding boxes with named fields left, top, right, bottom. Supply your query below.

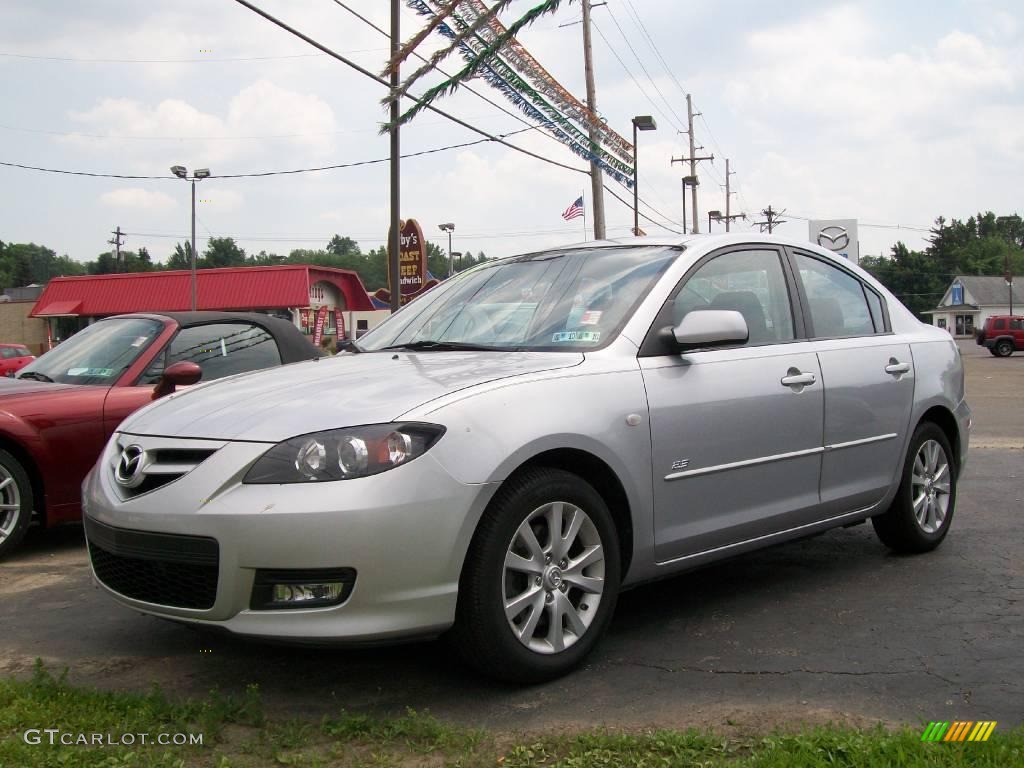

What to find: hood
left=0, top=377, right=84, bottom=401
left=122, top=350, right=584, bottom=442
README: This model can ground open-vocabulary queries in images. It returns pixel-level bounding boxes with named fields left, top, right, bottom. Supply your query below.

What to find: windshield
left=18, top=317, right=163, bottom=386
left=358, top=246, right=679, bottom=352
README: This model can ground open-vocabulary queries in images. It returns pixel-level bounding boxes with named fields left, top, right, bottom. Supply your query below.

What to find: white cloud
left=100, top=188, right=177, bottom=211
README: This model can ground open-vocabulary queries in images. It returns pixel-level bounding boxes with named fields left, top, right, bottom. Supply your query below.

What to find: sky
left=1, top=0, right=1021, bottom=267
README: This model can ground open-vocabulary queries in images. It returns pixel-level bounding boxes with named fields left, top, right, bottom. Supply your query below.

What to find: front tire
left=995, top=340, right=1014, bottom=357
left=453, top=468, right=620, bottom=683
left=872, top=423, right=956, bottom=553
left=0, top=449, right=34, bottom=560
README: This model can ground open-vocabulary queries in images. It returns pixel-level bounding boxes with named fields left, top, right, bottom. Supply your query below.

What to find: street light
left=170, top=165, right=212, bottom=310
left=681, top=175, right=699, bottom=234
left=438, top=223, right=456, bottom=278
left=631, top=115, right=657, bottom=236
left=708, top=209, right=722, bottom=233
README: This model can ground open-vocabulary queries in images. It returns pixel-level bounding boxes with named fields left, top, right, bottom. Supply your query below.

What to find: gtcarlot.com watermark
left=24, top=729, right=203, bottom=747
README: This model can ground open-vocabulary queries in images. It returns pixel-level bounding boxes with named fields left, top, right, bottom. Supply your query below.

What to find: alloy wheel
left=501, top=501, right=605, bottom=654
left=0, top=466, right=22, bottom=544
left=911, top=439, right=951, bottom=534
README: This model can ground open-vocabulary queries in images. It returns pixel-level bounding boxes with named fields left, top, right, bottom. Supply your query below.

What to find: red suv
left=976, top=315, right=1024, bottom=356
left=0, top=344, right=35, bottom=377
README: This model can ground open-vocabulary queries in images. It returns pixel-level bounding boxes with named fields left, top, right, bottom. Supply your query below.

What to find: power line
left=618, top=0, right=691, bottom=103
left=0, top=127, right=537, bottom=180
left=602, top=5, right=686, bottom=131
left=0, top=50, right=382, bottom=63
left=604, top=184, right=683, bottom=235
left=230, top=0, right=587, bottom=177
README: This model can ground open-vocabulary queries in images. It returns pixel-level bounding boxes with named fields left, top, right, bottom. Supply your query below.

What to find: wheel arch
left=481, top=448, right=635, bottom=580
left=916, top=405, right=961, bottom=474
left=0, top=433, right=44, bottom=524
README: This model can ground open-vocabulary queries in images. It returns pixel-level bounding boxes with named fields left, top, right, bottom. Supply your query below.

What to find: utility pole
left=671, top=95, right=713, bottom=232
left=725, top=159, right=734, bottom=232
left=755, top=205, right=787, bottom=234
left=686, top=95, right=698, bottom=233
left=388, top=0, right=401, bottom=313
left=581, top=0, right=606, bottom=240
left=108, top=226, right=124, bottom=272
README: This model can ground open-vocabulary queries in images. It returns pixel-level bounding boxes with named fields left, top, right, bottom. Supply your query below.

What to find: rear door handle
left=885, top=360, right=911, bottom=376
left=781, top=369, right=816, bottom=389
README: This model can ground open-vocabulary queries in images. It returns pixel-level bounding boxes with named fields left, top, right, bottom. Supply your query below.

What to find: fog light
left=250, top=568, right=356, bottom=610
left=272, top=582, right=345, bottom=605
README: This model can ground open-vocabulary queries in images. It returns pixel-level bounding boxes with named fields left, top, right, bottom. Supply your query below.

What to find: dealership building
left=924, top=275, right=1023, bottom=337
left=30, top=265, right=389, bottom=344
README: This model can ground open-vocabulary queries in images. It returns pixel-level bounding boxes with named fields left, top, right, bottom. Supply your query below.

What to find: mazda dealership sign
left=808, top=219, right=859, bottom=263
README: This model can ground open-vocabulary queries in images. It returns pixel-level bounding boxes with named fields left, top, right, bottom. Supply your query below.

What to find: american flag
left=561, top=196, right=584, bottom=221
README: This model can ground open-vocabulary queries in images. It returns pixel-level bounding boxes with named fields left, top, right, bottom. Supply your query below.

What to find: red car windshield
left=18, top=318, right=163, bottom=386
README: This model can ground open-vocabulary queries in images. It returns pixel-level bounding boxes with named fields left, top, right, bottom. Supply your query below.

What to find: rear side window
left=0, top=348, right=15, bottom=359
left=1012, top=319, right=1023, bottom=331
left=140, top=323, right=281, bottom=384
left=994, top=319, right=1007, bottom=330
left=864, top=288, right=886, bottom=333
left=794, top=253, right=875, bottom=337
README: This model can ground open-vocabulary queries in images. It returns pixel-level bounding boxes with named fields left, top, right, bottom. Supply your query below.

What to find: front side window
left=358, top=246, right=678, bottom=352
left=140, top=323, right=281, bottom=384
left=795, top=253, right=875, bottom=338
left=670, top=248, right=795, bottom=346
left=17, top=318, right=163, bottom=385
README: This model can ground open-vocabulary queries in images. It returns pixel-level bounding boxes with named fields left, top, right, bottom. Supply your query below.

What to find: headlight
left=243, top=423, right=445, bottom=484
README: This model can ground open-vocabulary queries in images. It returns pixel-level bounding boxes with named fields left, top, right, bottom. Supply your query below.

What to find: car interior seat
left=708, top=290, right=769, bottom=343
left=808, top=297, right=846, bottom=337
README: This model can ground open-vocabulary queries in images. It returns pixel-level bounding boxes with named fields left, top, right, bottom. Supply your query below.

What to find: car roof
left=101, top=311, right=323, bottom=363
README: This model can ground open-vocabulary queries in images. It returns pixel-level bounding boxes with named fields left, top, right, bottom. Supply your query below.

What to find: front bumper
left=83, top=433, right=497, bottom=643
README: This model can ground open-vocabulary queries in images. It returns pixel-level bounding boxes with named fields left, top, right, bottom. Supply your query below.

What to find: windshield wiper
left=378, top=340, right=514, bottom=352
left=17, top=371, right=54, bottom=383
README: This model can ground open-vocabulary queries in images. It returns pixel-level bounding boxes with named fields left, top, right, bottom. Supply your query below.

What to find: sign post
left=373, top=218, right=439, bottom=307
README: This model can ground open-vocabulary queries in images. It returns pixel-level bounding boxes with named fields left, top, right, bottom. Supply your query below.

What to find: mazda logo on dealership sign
left=817, top=225, right=850, bottom=251
left=114, top=445, right=146, bottom=488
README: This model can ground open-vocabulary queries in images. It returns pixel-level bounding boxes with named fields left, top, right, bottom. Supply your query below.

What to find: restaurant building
left=30, top=265, right=388, bottom=345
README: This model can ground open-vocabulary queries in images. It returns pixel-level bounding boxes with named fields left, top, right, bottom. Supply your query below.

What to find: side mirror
left=152, top=361, right=202, bottom=400
left=666, top=309, right=748, bottom=350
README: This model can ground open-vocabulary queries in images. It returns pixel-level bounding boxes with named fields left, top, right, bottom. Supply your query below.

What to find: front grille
left=85, top=517, right=219, bottom=610
left=114, top=446, right=218, bottom=499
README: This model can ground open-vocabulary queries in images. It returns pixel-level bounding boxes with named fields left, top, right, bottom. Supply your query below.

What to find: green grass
left=1, top=662, right=1021, bottom=767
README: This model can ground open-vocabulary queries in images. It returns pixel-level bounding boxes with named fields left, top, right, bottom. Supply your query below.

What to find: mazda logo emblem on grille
left=817, top=225, right=850, bottom=251
left=115, top=445, right=146, bottom=488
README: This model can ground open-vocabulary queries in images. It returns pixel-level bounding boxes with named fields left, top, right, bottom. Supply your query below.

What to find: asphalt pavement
left=1, top=338, right=1020, bottom=731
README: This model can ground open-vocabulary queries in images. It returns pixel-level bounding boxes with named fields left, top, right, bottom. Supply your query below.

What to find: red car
left=0, top=343, right=35, bottom=377
left=0, top=311, right=321, bottom=558
left=975, top=314, right=1024, bottom=356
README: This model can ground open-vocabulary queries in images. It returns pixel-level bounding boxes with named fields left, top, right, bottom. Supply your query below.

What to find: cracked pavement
left=0, top=340, right=1020, bottom=731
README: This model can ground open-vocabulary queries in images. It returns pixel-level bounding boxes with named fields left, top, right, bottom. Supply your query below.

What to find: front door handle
left=885, top=359, right=911, bottom=376
left=781, top=368, right=816, bottom=389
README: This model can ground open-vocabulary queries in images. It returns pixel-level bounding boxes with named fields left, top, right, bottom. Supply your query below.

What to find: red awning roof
left=32, top=300, right=82, bottom=316
left=31, top=265, right=374, bottom=317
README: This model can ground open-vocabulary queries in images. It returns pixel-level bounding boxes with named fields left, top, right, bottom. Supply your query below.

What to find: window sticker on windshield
left=551, top=331, right=601, bottom=343
left=67, top=367, right=115, bottom=377
left=579, top=310, right=602, bottom=326
left=130, top=336, right=149, bottom=347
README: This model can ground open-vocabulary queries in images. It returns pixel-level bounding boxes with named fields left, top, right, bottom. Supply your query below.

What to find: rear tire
left=452, top=467, right=620, bottom=683
left=0, top=449, right=34, bottom=560
left=995, top=340, right=1014, bottom=357
left=872, top=423, right=956, bottom=553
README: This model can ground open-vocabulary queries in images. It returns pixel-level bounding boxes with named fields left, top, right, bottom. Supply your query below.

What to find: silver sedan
left=83, top=234, right=969, bottom=682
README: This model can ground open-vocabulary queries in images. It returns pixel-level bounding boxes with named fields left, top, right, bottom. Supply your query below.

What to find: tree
left=167, top=242, right=194, bottom=270
left=203, top=237, right=246, bottom=268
